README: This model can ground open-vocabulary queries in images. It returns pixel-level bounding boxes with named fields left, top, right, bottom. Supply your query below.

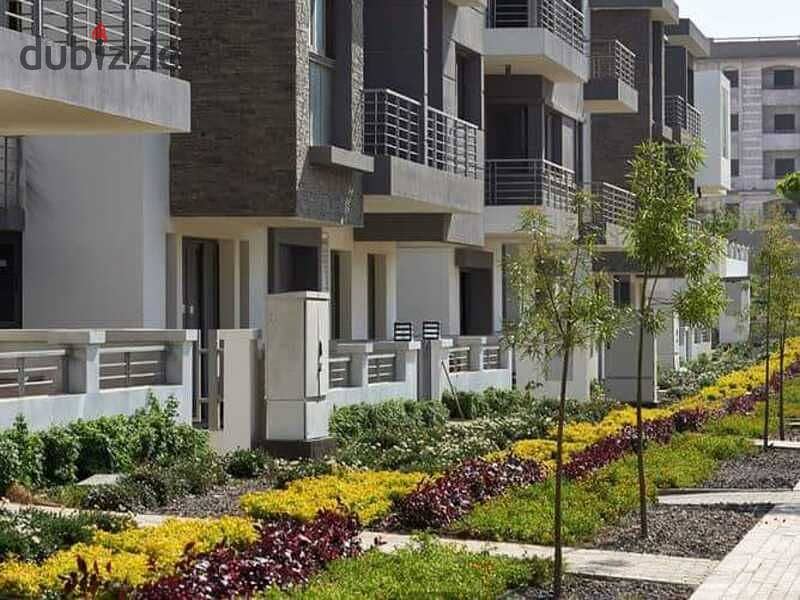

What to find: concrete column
left=349, top=349, right=371, bottom=387
left=67, top=343, right=102, bottom=395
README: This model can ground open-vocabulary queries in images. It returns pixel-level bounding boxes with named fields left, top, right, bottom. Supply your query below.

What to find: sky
left=677, top=0, right=800, bottom=39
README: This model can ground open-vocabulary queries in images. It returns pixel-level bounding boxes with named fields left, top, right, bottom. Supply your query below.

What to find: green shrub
left=39, top=427, right=80, bottom=485
left=81, top=482, right=151, bottom=513
left=0, top=508, right=134, bottom=562
left=225, top=449, right=269, bottom=479
left=330, top=399, right=448, bottom=447
left=262, top=537, right=549, bottom=599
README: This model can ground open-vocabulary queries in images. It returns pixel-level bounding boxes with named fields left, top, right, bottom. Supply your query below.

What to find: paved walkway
left=1, top=500, right=170, bottom=527
left=690, top=503, right=800, bottom=599
left=751, top=439, right=800, bottom=450
left=659, top=490, right=800, bottom=506
left=360, top=531, right=717, bottom=586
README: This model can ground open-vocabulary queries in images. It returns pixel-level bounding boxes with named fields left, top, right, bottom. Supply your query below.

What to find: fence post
left=0, top=0, right=7, bottom=29
left=32, top=0, right=43, bottom=37
left=66, top=0, right=74, bottom=45
left=122, top=0, right=132, bottom=64
left=165, top=331, right=197, bottom=424
left=349, top=347, right=370, bottom=387
left=67, top=333, right=105, bottom=395
left=466, top=338, right=484, bottom=371
left=206, top=330, right=220, bottom=431
left=150, top=0, right=158, bottom=70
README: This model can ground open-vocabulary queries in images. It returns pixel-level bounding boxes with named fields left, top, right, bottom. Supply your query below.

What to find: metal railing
left=368, top=353, right=396, bottom=384
left=329, top=356, right=351, bottom=389
left=590, top=39, right=635, bottom=88
left=99, top=345, right=167, bottom=389
left=0, top=349, right=68, bottom=399
left=448, top=347, right=471, bottom=373
left=2, top=0, right=182, bottom=76
left=486, top=0, right=586, bottom=54
left=1, top=137, right=20, bottom=212
left=364, top=88, right=422, bottom=163
left=482, top=346, right=501, bottom=370
left=426, top=107, right=480, bottom=178
left=485, top=158, right=576, bottom=209
left=591, top=182, right=637, bottom=228
left=665, top=95, right=702, bottom=139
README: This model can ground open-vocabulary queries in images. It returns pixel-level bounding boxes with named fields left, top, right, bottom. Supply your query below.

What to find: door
left=0, top=232, right=22, bottom=329
left=183, top=238, right=220, bottom=414
left=460, top=268, right=493, bottom=335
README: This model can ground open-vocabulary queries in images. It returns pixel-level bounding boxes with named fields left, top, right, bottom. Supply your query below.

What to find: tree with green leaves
left=626, top=140, right=727, bottom=538
left=503, top=192, right=624, bottom=598
left=777, top=171, right=800, bottom=204
left=752, top=210, right=797, bottom=445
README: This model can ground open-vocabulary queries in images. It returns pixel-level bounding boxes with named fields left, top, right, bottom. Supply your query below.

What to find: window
left=722, top=92, right=730, bottom=159
left=456, top=51, right=469, bottom=121
left=775, top=158, right=796, bottom=178
left=731, top=159, right=740, bottom=177
left=775, top=114, right=796, bottom=132
left=613, top=276, right=631, bottom=307
left=309, top=0, right=335, bottom=146
left=723, top=69, right=739, bottom=88
left=731, top=114, right=739, bottom=132
left=774, top=69, right=795, bottom=89
left=310, top=0, right=334, bottom=58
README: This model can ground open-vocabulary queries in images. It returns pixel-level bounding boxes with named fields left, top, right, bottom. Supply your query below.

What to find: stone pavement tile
left=660, top=490, right=800, bottom=505
left=751, top=439, right=800, bottom=450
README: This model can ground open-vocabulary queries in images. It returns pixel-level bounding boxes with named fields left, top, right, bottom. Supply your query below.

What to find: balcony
left=0, top=137, right=23, bottom=230
left=484, top=158, right=577, bottom=234
left=590, top=182, right=637, bottom=247
left=484, top=0, right=589, bottom=83
left=665, top=95, right=702, bottom=144
left=0, top=0, right=189, bottom=134
left=362, top=88, right=483, bottom=216
left=584, top=39, right=638, bottom=114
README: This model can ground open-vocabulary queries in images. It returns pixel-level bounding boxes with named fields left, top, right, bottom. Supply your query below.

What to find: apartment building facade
left=697, top=37, right=800, bottom=226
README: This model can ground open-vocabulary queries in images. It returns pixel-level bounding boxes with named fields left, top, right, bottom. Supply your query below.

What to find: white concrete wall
left=23, top=134, right=170, bottom=328
left=517, top=344, right=598, bottom=401
left=696, top=70, right=732, bottom=195
left=397, top=244, right=460, bottom=336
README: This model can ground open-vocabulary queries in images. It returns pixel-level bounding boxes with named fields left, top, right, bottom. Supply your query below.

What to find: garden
left=0, top=336, right=798, bottom=599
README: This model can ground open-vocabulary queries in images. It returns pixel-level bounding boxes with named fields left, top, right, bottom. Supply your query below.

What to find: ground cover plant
left=259, top=536, right=550, bottom=600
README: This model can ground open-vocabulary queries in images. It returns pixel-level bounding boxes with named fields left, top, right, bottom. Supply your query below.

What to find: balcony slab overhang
left=652, top=122, right=673, bottom=142
left=0, top=29, right=190, bottom=135
left=484, top=28, right=589, bottom=83
left=309, top=145, right=374, bottom=173
left=584, top=78, right=638, bottom=114
left=665, top=19, right=711, bottom=58
left=354, top=213, right=485, bottom=247
left=364, top=156, right=483, bottom=215
left=448, top=0, right=486, bottom=7
left=589, top=0, right=679, bottom=25
left=484, top=205, right=577, bottom=237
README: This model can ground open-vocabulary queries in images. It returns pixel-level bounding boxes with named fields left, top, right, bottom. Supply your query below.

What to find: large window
left=775, top=158, right=796, bottom=178
left=731, top=159, right=740, bottom=177
left=613, top=276, right=631, bottom=307
left=775, top=114, right=796, bottom=132
left=723, top=69, right=739, bottom=88
left=731, top=114, right=739, bottom=132
left=774, top=69, right=795, bottom=89
left=309, top=0, right=335, bottom=146
left=722, top=91, right=730, bottom=159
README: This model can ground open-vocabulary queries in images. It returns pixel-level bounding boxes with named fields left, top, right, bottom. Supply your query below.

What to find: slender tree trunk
left=553, top=346, right=571, bottom=599
left=763, top=265, right=772, bottom=452
left=779, top=320, right=787, bottom=441
left=635, top=280, right=648, bottom=539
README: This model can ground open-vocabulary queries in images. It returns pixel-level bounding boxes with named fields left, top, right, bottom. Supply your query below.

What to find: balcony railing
left=364, top=88, right=480, bottom=179
left=1, top=137, right=21, bottom=213
left=727, top=241, right=749, bottom=261
left=590, top=39, right=635, bottom=88
left=666, top=95, right=702, bottom=140
left=2, top=0, right=182, bottom=76
left=486, top=0, right=586, bottom=54
left=485, top=158, right=576, bottom=210
left=591, top=182, right=637, bottom=228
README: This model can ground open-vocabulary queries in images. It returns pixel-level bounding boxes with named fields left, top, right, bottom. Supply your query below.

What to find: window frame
left=774, top=69, right=795, bottom=89
left=775, top=158, right=796, bottom=179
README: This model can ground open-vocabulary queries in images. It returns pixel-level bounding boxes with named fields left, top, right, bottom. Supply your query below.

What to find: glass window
left=310, top=0, right=326, bottom=54
left=722, top=92, right=730, bottom=159
left=774, top=69, right=795, bottom=89
left=613, top=276, right=631, bottom=307
left=731, top=159, right=740, bottom=177
left=775, top=114, right=796, bottom=132
left=775, top=158, right=796, bottom=178
left=310, top=59, right=333, bottom=145
left=723, top=69, right=739, bottom=88
left=731, top=114, right=739, bottom=132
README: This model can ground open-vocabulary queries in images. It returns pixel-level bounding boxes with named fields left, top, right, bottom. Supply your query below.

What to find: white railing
left=364, top=88, right=422, bottom=163
left=486, top=0, right=586, bottom=54
left=368, top=353, right=396, bottom=384
left=482, top=345, right=501, bottom=370
left=426, top=106, right=481, bottom=178
left=329, top=356, right=351, bottom=388
left=485, top=158, right=577, bottom=210
left=0, top=349, right=68, bottom=399
left=448, top=347, right=471, bottom=373
left=590, top=39, right=636, bottom=88
left=1, top=137, right=21, bottom=213
left=666, top=95, right=702, bottom=139
left=2, top=0, right=182, bottom=75
left=427, top=336, right=512, bottom=400
left=727, top=241, right=749, bottom=261
left=591, top=181, right=637, bottom=228
left=98, top=345, right=166, bottom=389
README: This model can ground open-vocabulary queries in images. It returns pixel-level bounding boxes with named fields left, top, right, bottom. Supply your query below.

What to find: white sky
left=677, top=0, right=800, bottom=39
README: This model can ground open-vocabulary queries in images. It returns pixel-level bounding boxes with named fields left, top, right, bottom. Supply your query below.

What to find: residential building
left=698, top=38, right=800, bottom=225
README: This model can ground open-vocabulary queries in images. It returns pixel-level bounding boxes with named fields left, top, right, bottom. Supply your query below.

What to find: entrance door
left=0, top=232, right=22, bottom=329
left=183, top=238, right=220, bottom=417
left=459, top=268, right=493, bottom=336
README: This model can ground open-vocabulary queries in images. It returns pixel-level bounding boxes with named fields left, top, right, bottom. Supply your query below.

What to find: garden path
left=359, top=531, right=718, bottom=586
left=659, top=490, right=800, bottom=505
left=751, top=439, right=800, bottom=450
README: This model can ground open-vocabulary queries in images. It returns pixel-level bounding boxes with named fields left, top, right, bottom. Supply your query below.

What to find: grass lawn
left=706, top=378, right=800, bottom=439
left=450, top=434, right=754, bottom=545
left=261, top=538, right=550, bottom=599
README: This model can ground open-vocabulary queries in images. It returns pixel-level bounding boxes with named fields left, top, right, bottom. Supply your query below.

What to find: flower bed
left=241, top=470, right=425, bottom=524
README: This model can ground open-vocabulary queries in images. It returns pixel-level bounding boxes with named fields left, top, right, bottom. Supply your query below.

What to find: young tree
left=503, top=193, right=624, bottom=598
left=626, top=141, right=727, bottom=537
left=753, top=211, right=796, bottom=445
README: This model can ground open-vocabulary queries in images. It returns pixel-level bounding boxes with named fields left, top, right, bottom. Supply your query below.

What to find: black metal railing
left=591, top=182, right=637, bottom=228
left=364, top=88, right=480, bottom=179
left=486, top=0, right=586, bottom=54
left=666, top=95, right=702, bottom=139
left=1, top=137, right=21, bottom=213
left=1, top=0, right=181, bottom=75
left=590, top=39, right=635, bottom=88
left=485, top=158, right=576, bottom=209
